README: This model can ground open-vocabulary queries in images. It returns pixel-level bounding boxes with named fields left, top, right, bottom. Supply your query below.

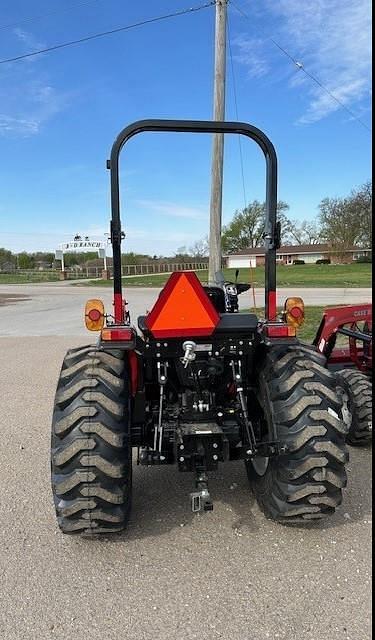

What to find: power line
left=269, top=39, right=372, bottom=133
left=229, top=0, right=371, bottom=134
left=227, top=17, right=258, bottom=312
left=227, top=14, right=247, bottom=210
left=0, top=0, right=106, bottom=32
left=0, top=1, right=216, bottom=65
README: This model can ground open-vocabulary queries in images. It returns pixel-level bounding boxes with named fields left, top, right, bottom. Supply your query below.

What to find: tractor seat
left=137, top=313, right=258, bottom=337
left=214, top=313, right=258, bottom=333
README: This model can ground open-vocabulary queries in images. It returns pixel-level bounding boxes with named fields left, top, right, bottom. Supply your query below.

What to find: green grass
left=292, top=306, right=325, bottom=342
left=0, top=272, right=60, bottom=284
left=287, top=305, right=350, bottom=345
left=83, top=263, right=372, bottom=288
left=242, top=305, right=338, bottom=343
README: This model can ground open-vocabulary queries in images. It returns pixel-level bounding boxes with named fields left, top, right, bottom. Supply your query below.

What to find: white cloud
left=0, top=30, right=69, bottom=136
left=135, top=199, right=207, bottom=220
left=237, top=0, right=372, bottom=124
left=0, top=115, right=39, bottom=135
left=0, top=81, right=69, bottom=136
left=233, top=36, right=270, bottom=78
left=13, top=28, right=45, bottom=56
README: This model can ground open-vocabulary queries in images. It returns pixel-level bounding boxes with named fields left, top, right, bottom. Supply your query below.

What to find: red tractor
left=314, top=304, right=372, bottom=446
left=51, top=120, right=350, bottom=535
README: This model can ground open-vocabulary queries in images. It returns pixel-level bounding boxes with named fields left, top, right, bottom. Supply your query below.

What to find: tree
left=0, top=248, right=15, bottom=269
left=63, top=252, right=98, bottom=267
left=189, top=237, right=208, bottom=259
left=33, top=251, right=54, bottom=265
left=350, top=181, right=372, bottom=247
left=173, top=247, right=191, bottom=262
left=175, top=246, right=187, bottom=256
left=319, top=197, right=355, bottom=254
left=221, top=200, right=290, bottom=253
left=319, top=181, right=372, bottom=253
left=286, top=219, right=322, bottom=245
left=121, top=252, right=152, bottom=266
left=17, top=252, right=35, bottom=269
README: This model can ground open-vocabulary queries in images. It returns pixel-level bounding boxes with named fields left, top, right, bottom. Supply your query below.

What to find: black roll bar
left=108, top=119, right=278, bottom=321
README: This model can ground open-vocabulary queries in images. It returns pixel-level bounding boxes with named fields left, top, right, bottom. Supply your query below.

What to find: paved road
left=0, top=336, right=372, bottom=640
left=0, top=283, right=372, bottom=336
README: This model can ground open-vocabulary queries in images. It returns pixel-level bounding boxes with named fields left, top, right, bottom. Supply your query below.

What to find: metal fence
left=120, top=262, right=209, bottom=276
left=0, top=262, right=211, bottom=280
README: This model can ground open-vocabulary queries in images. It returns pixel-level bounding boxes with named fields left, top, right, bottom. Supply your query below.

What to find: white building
left=227, top=244, right=372, bottom=268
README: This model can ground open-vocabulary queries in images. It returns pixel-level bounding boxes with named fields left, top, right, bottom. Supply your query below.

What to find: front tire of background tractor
left=51, top=345, right=132, bottom=534
left=247, top=345, right=349, bottom=523
left=336, top=369, right=372, bottom=447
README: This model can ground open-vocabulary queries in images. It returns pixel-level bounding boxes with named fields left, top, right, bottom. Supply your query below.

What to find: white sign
left=59, top=240, right=106, bottom=251
left=55, top=236, right=108, bottom=272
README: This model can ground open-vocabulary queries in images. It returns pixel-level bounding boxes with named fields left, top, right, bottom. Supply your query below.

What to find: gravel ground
left=0, top=336, right=372, bottom=640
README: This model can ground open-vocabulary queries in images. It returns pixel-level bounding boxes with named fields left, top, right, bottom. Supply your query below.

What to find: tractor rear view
left=51, top=120, right=350, bottom=535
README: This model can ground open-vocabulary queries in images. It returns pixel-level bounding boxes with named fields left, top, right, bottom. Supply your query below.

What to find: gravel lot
left=0, top=284, right=372, bottom=639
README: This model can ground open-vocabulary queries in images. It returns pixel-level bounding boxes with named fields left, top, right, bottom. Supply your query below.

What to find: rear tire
left=247, top=345, right=349, bottom=523
left=51, top=345, right=132, bottom=534
left=336, top=369, right=372, bottom=446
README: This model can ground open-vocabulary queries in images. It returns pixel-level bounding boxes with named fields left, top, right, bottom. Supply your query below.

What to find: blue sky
left=0, top=0, right=372, bottom=255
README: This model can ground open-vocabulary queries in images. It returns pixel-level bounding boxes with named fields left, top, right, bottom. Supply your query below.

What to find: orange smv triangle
left=145, top=271, right=220, bottom=338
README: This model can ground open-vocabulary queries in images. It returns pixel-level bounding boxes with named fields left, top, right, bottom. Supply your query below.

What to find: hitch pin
left=182, top=341, right=197, bottom=368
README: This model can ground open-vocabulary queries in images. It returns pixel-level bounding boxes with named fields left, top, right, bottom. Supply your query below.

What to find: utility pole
left=208, top=0, right=228, bottom=285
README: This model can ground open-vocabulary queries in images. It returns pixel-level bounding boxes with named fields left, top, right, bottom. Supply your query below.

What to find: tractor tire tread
left=336, top=369, right=372, bottom=446
left=248, top=344, right=349, bottom=523
left=51, top=345, right=132, bottom=534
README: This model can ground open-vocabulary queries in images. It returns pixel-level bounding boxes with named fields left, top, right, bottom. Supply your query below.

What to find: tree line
left=0, top=248, right=209, bottom=271
left=0, top=181, right=371, bottom=270
left=0, top=250, right=100, bottom=270
left=221, top=181, right=372, bottom=254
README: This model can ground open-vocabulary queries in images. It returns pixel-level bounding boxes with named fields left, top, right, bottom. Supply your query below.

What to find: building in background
left=226, top=244, right=372, bottom=268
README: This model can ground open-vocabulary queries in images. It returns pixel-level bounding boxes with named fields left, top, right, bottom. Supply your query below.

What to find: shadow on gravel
left=124, top=459, right=260, bottom=541
left=327, top=445, right=373, bottom=526
left=74, top=460, right=260, bottom=543
left=77, top=446, right=372, bottom=543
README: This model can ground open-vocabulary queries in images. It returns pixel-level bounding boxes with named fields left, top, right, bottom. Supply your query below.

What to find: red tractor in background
left=314, top=304, right=372, bottom=446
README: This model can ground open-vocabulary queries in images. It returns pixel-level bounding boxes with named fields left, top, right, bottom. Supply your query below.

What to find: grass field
left=297, top=306, right=326, bottom=342
left=0, top=263, right=371, bottom=287
left=83, top=263, right=372, bottom=288
left=0, top=272, right=60, bottom=284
